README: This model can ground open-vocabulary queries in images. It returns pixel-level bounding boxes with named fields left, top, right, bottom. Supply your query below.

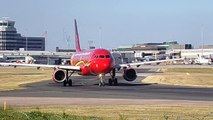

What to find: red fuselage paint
left=70, top=48, right=115, bottom=75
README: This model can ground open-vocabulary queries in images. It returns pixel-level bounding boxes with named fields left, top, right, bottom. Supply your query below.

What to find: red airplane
left=0, top=19, right=182, bottom=87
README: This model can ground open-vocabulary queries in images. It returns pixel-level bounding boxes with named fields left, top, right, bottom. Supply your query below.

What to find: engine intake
left=123, top=68, right=137, bottom=81
left=52, top=69, right=66, bottom=83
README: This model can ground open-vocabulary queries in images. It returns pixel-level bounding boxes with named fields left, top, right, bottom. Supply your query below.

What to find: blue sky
left=1, top=0, right=213, bottom=51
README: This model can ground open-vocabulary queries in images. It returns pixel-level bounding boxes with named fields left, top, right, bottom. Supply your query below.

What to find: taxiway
left=0, top=67, right=212, bottom=106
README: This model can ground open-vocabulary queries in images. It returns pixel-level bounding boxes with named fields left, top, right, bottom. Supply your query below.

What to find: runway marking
left=156, top=68, right=161, bottom=72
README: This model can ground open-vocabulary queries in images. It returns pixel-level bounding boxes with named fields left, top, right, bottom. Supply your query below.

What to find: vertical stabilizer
left=74, top=19, right=81, bottom=52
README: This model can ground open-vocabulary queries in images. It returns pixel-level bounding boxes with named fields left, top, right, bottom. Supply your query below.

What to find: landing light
left=99, top=74, right=103, bottom=78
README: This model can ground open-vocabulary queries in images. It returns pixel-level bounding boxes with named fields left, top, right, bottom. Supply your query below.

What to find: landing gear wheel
left=114, top=78, right=118, bottom=86
left=68, top=79, right=72, bottom=86
left=62, top=70, right=74, bottom=87
left=108, top=78, right=112, bottom=86
left=99, top=81, right=105, bottom=87
left=63, top=81, right=67, bottom=86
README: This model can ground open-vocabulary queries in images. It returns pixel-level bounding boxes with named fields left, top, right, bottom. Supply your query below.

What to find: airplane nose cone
left=92, top=60, right=112, bottom=74
left=100, top=62, right=110, bottom=72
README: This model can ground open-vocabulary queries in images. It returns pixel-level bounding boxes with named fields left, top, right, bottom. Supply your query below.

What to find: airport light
left=26, top=36, right=28, bottom=51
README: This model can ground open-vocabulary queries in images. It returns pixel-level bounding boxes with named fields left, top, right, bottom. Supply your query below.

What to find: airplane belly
left=81, top=67, right=89, bottom=75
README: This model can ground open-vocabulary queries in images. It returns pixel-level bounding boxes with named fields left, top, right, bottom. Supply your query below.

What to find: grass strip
left=0, top=108, right=99, bottom=120
left=161, top=68, right=213, bottom=73
left=143, top=68, right=213, bottom=87
left=14, top=105, right=213, bottom=120
left=0, top=68, right=52, bottom=91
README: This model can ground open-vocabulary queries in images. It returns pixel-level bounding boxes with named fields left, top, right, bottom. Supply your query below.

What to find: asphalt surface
left=0, top=68, right=212, bottom=102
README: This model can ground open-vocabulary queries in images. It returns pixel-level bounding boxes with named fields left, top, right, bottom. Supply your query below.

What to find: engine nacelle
left=123, top=68, right=137, bottom=81
left=52, top=69, right=66, bottom=83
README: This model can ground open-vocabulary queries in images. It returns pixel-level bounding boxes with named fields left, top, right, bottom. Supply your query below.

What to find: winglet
left=74, top=19, right=81, bottom=52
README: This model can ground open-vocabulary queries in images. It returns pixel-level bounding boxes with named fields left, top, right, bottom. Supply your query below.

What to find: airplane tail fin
left=74, top=19, right=81, bottom=52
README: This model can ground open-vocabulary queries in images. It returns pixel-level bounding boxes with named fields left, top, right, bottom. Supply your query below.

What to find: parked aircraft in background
left=0, top=19, right=182, bottom=87
left=194, top=55, right=211, bottom=65
left=1, top=56, right=36, bottom=64
left=15, top=56, right=36, bottom=64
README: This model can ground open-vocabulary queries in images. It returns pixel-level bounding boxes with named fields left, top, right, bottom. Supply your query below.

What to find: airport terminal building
left=0, top=18, right=45, bottom=51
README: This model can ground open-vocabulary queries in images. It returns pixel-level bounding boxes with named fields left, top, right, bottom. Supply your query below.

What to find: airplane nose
left=93, top=61, right=112, bottom=74
left=102, top=62, right=110, bottom=71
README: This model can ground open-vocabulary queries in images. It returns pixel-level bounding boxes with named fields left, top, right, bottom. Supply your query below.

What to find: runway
left=0, top=67, right=213, bottom=106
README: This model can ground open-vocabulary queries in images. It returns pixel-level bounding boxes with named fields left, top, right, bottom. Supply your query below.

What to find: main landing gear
left=108, top=68, right=118, bottom=86
left=63, top=70, right=74, bottom=87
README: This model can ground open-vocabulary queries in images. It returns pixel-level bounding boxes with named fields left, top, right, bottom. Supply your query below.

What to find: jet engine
left=52, top=69, right=66, bottom=83
left=123, top=68, right=137, bottom=81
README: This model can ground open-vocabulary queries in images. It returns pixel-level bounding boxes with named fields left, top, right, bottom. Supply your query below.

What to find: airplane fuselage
left=70, top=48, right=115, bottom=75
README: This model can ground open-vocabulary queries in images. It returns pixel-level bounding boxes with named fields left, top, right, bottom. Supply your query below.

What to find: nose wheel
left=99, top=81, right=105, bottom=87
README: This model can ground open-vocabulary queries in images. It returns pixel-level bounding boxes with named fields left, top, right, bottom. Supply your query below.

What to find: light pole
left=26, top=36, right=27, bottom=51
left=24, top=29, right=28, bottom=51
left=201, top=26, right=204, bottom=57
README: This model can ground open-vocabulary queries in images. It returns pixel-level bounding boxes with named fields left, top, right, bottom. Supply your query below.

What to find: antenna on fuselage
left=74, top=19, right=82, bottom=52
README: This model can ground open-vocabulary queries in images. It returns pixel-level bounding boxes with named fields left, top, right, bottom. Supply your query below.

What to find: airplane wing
left=118, top=58, right=183, bottom=68
left=0, top=62, right=80, bottom=71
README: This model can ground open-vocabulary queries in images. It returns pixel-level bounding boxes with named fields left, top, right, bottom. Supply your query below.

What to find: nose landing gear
left=98, top=74, right=105, bottom=87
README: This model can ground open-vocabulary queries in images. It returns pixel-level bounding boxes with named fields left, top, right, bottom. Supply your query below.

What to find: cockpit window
left=105, top=55, right=110, bottom=58
left=94, top=54, right=111, bottom=59
left=99, top=55, right=104, bottom=58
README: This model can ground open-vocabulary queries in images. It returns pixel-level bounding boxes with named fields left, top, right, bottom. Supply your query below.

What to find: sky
left=0, top=0, right=213, bottom=51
